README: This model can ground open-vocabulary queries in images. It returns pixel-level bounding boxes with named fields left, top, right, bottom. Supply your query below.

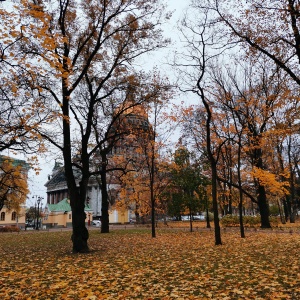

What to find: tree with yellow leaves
left=113, top=87, right=173, bottom=237
left=0, top=3, right=48, bottom=154
left=1, top=0, right=170, bottom=252
left=199, top=0, right=300, bottom=89
left=0, top=156, right=29, bottom=212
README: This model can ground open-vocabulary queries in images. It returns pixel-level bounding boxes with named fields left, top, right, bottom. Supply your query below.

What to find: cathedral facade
left=44, top=101, right=152, bottom=225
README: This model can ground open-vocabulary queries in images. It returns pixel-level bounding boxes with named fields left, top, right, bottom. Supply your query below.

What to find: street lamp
left=36, top=197, right=41, bottom=230
left=32, top=195, right=43, bottom=230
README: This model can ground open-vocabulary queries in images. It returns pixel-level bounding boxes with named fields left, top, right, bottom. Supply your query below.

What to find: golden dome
left=114, top=100, right=148, bottom=118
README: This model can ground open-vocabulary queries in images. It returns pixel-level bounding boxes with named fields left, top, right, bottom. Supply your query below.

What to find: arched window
left=0, top=212, right=5, bottom=221
left=11, top=211, right=17, bottom=221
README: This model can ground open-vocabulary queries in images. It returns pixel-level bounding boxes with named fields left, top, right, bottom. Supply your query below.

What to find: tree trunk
left=238, top=200, right=245, bottom=238
left=205, top=192, right=211, bottom=228
left=150, top=176, right=156, bottom=238
left=100, top=153, right=109, bottom=233
left=277, top=199, right=286, bottom=224
left=254, top=148, right=271, bottom=228
left=189, top=209, right=193, bottom=232
left=201, top=89, right=221, bottom=245
left=237, top=139, right=245, bottom=238
left=212, top=164, right=222, bottom=245
left=71, top=198, right=89, bottom=253
left=62, top=85, right=89, bottom=252
left=283, top=196, right=289, bottom=222
left=257, top=185, right=271, bottom=228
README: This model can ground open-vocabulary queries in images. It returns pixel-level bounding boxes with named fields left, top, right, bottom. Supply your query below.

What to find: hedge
left=220, top=215, right=279, bottom=227
left=0, top=226, right=21, bottom=232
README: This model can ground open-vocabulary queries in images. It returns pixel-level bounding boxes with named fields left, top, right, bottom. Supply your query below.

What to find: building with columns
left=44, top=162, right=130, bottom=224
left=44, top=101, right=151, bottom=225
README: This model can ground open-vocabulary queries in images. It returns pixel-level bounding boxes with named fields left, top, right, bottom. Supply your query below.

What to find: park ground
left=0, top=222, right=300, bottom=299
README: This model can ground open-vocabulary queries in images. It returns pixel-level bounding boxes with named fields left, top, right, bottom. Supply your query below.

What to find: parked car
left=181, top=215, right=205, bottom=221
left=92, top=220, right=101, bottom=227
left=25, top=221, right=35, bottom=228
left=193, top=215, right=205, bottom=220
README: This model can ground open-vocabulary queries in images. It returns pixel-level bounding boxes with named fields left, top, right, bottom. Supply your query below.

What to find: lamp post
left=36, top=197, right=41, bottom=230
left=204, top=186, right=211, bottom=229
left=32, top=195, right=43, bottom=230
left=36, top=197, right=44, bottom=230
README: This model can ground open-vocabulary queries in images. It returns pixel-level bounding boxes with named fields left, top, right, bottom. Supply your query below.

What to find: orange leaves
left=1, top=229, right=300, bottom=299
left=250, top=167, right=289, bottom=196
left=0, top=163, right=28, bottom=211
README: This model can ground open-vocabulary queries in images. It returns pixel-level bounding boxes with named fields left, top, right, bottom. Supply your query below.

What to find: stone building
left=44, top=101, right=152, bottom=225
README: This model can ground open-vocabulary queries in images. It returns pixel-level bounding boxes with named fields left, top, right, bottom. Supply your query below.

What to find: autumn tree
left=271, top=102, right=300, bottom=223
left=0, top=156, right=29, bottom=212
left=117, top=89, right=173, bottom=237
left=174, top=8, right=223, bottom=245
left=199, top=0, right=300, bottom=89
left=3, top=0, right=171, bottom=252
left=92, top=75, right=171, bottom=234
left=211, top=59, right=293, bottom=228
left=170, top=145, right=207, bottom=232
left=195, top=1, right=300, bottom=219
left=175, top=1, right=300, bottom=233
left=0, top=4, right=49, bottom=155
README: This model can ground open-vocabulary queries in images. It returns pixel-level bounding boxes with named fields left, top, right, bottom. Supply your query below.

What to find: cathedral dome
left=114, top=100, right=148, bottom=118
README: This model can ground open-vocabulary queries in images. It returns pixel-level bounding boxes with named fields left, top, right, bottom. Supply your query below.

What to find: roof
left=45, top=165, right=81, bottom=188
left=0, top=155, right=30, bottom=170
left=47, top=198, right=93, bottom=212
left=114, top=100, right=148, bottom=118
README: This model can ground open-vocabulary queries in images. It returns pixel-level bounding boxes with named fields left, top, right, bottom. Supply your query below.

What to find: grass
left=0, top=226, right=300, bottom=299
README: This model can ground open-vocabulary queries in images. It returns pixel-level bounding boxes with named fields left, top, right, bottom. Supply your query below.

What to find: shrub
left=220, top=215, right=280, bottom=228
left=243, top=216, right=261, bottom=227
left=207, top=212, right=214, bottom=222
left=0, top=226, right=21, bottom=233
left=220, top=215, right=240, bottom=227
left=270, top=216, right=279, bottom=227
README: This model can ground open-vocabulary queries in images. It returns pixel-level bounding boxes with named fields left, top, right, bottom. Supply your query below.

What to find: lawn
left=0, top=227, right=300, bottom=299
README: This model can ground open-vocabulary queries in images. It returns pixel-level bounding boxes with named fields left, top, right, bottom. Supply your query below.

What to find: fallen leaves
left=0, top=229, right=300, bottom=299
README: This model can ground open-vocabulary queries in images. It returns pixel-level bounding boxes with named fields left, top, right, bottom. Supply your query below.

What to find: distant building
left=44, top=164, right=109, bottom=222
left=42, top=198, right=93, bottom=228
left=44, top=101, right=152, bottom=225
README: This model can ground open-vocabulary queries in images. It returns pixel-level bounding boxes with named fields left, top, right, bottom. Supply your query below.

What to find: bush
left=220, top=215, right=280, bottom=228
left=0, top=226, right=20, bottom=233
left=269, top=216, right=279, bottom=227
left=207, top=212, right=214, bottom=222
left=243, top=216, right=261, bottom=227
left=220, top=215, right=240, bottom=227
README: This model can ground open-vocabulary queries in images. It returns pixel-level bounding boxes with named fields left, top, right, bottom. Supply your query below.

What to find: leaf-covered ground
left=0, top=228, right=300, bottom=299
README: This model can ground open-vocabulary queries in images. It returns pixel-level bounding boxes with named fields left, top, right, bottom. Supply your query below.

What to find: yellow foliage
left=250, top=167, right=289, bottom=196
left=0, top=157, right=29, bottom=212
left=1, top=230, right=300, bottom=299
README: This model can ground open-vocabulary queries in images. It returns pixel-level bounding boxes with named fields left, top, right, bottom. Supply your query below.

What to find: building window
left=69, top=213, right=72, bottom=220
left=11, top=211, right=17, bottom=221
left=0, top=212, right=5, bottom=221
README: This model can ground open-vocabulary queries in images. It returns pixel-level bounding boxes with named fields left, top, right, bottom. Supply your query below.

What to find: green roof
left=48, top=198, right=92, bottom=212
left=0, top=155, right=30, bottom=170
